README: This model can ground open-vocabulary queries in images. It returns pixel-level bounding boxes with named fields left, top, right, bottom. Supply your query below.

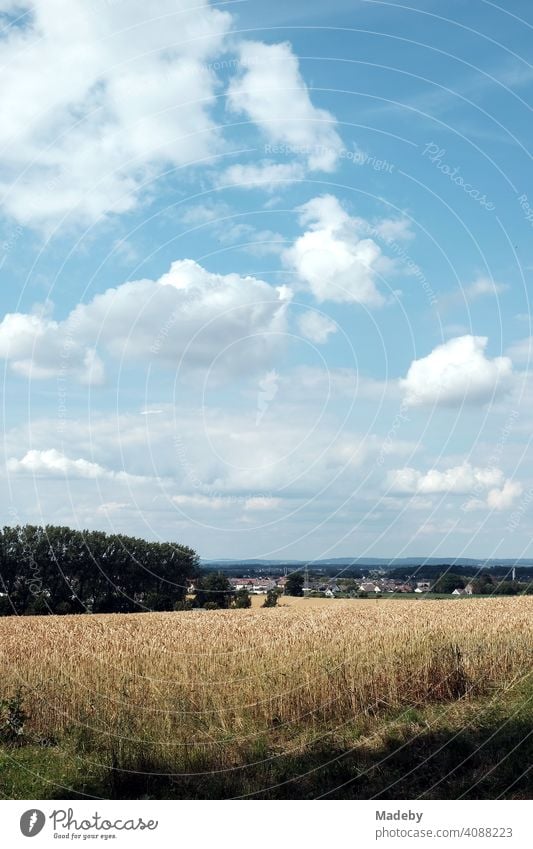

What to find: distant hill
left=202, top=557, right=533, bottom=572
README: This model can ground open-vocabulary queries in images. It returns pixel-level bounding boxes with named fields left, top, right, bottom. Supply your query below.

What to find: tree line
left=431, top=572, right=533, bottom=595
left=0, top=525, right=198, bottom=616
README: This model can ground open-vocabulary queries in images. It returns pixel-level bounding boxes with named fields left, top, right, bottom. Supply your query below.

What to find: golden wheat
left=0, top=598, right=531, bottom=767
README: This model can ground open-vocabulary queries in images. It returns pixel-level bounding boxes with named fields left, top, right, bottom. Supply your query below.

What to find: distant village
left=226, top=575, right=474, bottom=597
left=188, top=563, right=532, bottom=601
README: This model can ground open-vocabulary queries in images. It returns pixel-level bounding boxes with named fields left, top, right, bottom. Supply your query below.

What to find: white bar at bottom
left=1, top=799, right=529, bottom=847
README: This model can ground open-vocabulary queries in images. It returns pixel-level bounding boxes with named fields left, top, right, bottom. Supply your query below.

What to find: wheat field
left=1, top=597, right=531, bottom=775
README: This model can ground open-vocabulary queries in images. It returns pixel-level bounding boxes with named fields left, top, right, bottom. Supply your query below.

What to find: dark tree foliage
left=432, top=573, right=465, bottom=593
left=0, top=525, right=198, bottom=616
left=233, top=588, right=251, bottom=608
left=262, top=588, right=280, bottom=608
left=284, top=572, right=305, bottom=596
left=193, top=572, right=233, bottom=609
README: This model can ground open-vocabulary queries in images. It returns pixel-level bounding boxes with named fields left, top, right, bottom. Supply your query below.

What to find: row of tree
left=0, top=525, right=198, bottom=616
left=432, top=572, right=533, bottom=595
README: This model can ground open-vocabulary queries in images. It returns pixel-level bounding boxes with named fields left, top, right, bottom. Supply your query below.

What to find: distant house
left=452, top=588, right=466, bottom=596
left=250, top=580, right=275, bottom=594
left=397, top=583, right=414, bottom=593
left=464, top=583, right=474, bottom=595
left=229, top=578, right=254, bottom=591
left=359, top=582, right=381, bottom=593
left=228, top=577, right=275, bottom=594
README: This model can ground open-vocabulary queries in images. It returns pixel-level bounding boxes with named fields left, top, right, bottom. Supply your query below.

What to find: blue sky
left=1, top=0, right=532, bottom=559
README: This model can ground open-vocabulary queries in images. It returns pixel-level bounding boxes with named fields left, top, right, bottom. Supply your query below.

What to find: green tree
left=194, top=572, right=232, bottom=609
left=234, top=588, right=251, bottom=608
left=432, top=573, right=465, bottom=594
left=493, top=581, right=519, bottom=596
left=0, top=524, right=199, bottom=616
left=262, top=588, right=280, bottom=608
left=284, top=572, right=304, bottom=597
left=470, top=577, right=492, bottom=595
left=144, top=591, right=176, bottom=611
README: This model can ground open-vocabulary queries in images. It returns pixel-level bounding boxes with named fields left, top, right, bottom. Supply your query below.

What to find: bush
left=203, top=601, right=219, bottom=611
left=0, top=691, right=27, bottom=745
left=173, top=599, right=193, bottom=612
left=262, top=588, right=280, bottom=608
left=0, top=596, right=15, bottom=616
left=233, top=589, right=251, bottom=609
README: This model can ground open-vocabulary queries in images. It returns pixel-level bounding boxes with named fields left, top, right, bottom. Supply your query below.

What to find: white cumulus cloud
left=283, top=195, right=392, bottom=305
left=390, top=466, right=523, bottom=513
left=464, top=480, right=523, bottom=512
left=0, top=259, right=291, bottom=381
left=0, top=311, right=104, bottom=384
left=400, top=335, right=513, bottom=407
left=6, top=449, right=138, bottom=481
left=0, top=0, right=232, bottom=228
left=386, top=462, right=504, bottom=494
left=487, top=480, right=523, bottom=510
left=227, top=41, right=343, bottom=172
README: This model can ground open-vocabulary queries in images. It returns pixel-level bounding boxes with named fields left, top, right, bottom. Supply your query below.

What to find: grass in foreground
left=1, top=679, right=531, bottom=799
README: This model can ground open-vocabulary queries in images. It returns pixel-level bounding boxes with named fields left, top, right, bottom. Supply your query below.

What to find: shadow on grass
left=3, top=690, right=531, bottom=801
left=48, top=714, right=532, bottom=800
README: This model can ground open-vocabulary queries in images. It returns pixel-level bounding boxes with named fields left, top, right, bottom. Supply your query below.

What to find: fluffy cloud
left=0, top=259, right=290, bottom=380
left=486, top=480, right=523, bottom=510
left=0, top=5, right=348, bottom=228
left=0, top=310, right=104, bottom=384
left=389, top=464, right=522, bottom=512
left=227, top=41, right=343, bottom=172
left=387, top=462, right=504, bottom=494
left=464, top=480, right=523, bottom=512
left=0, top=0, right=232, bottom=228
left=400, top=335, right=513, bottom=407
left=297, top=312, right=338, bottom=343
left=3, top=397, right=386, bottom=509
left=283, top=195, right=392, bottom=305
left=6, top=449, right=138, bottom=481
